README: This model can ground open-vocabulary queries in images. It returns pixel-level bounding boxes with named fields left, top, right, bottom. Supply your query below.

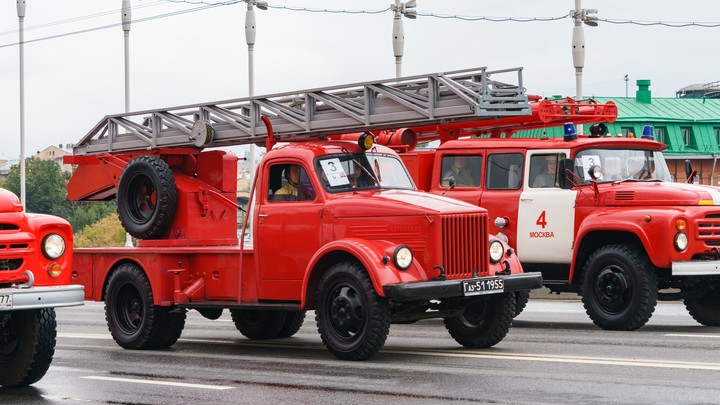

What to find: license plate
left=0, top=293, right=12, bottom=310
left=462, top=277, right=504, bottom=296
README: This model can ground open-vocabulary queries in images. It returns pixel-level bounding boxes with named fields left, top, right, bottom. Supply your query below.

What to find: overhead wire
left=2, top=0, right=720, bottom=50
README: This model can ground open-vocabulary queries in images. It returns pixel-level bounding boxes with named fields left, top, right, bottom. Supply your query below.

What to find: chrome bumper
left=0, top=285, right=84, bottom=311
left=672, top=260, right=720, bottom=276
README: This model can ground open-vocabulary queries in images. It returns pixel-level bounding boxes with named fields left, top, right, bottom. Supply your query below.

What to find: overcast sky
left=1, top=0, right=719, bottom=159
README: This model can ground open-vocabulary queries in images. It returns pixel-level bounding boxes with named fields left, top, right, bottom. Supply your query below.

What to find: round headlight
left=674, top=232, right=688, bottom=252
left=393, top=245, right=413, bottom=270
left=489, top=240, right=504, bottom=263
left=42, top=233, right=66, bottom=259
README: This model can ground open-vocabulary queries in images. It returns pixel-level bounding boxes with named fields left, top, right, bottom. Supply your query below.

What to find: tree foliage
left=74, top=214, right=129, bottom=248
left=4, top=158, right=116, bottom=233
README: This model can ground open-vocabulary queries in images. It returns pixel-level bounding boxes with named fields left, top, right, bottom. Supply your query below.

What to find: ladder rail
left=72, top=66, right=531, bottom=156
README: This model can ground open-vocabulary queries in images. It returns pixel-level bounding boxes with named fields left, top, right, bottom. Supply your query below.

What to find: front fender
left=573, top=208, right=679, bottom=275
left=301, top=238, right=430, bottom=307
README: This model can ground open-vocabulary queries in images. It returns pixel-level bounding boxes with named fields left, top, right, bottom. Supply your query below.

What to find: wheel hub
left=595, top=266, right=630, bottom=312
left=329, top=286, right=363, bottom=336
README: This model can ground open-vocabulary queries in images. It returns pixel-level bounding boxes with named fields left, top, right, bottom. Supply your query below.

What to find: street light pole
left=571, top=0, right=597, bottom=135
left=122, top=0, right=133, bottom=247
left=391, top=0, right=416, bottom=79
left=17, top=0, right=26, bottom=210
left=245, top=0, right=267, bottom=181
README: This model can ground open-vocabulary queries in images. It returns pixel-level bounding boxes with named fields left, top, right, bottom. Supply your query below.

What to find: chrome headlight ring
left=42, top=233, right=66, bottom=259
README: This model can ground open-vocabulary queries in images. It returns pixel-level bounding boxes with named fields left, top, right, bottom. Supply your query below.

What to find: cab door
left=477, top=151, right=525, bottom=250
left=255, top=160, right=323, bottom=301
left=516, top=151, right=576, bottom=264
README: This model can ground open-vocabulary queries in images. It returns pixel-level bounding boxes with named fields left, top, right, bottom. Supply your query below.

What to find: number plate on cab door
left=462, top=277, right=504, bottom=296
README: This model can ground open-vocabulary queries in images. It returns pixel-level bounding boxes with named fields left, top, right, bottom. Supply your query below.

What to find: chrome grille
left=696, top=213, right=720, bottom=246
left=441, top=213, right=488, bottom=278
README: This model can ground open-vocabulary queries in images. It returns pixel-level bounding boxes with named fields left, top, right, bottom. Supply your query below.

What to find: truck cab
left=403, top=131, right=720, bottom=331
left=0, top=188, right=83, bottom=387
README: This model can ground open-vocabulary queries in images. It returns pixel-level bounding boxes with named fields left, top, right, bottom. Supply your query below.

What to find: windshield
left=315, top=153, right=414, bottom=192
left=573, top=148, right=672, bottom=183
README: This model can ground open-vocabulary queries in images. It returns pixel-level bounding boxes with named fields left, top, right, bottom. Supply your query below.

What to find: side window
left=486, top=153, right=523, bottom=190
left=530, top=154, right=561, bottom=188
left=440, top=155, right=482, bottom=187
left=267, top=163, right=315, bottom=202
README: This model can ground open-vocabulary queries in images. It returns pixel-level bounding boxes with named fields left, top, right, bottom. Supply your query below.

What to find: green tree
left=74, top=214, right=129, bottom=247
left=5, top=158, right=68, bottom=215
left=4, top=158, right=116, bottom=233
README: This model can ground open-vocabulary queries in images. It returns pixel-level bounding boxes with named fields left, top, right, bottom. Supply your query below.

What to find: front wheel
left=684, top=294, right=720, bottom=326
left=0, top=308, right=57, bottom=387
left=581, top=244, right=657, bottom=331
left=105, top=263, right=186, bottom=349
left=443, top=293, right=515, bottom=348
left=315, top=261, right=390, bottom=361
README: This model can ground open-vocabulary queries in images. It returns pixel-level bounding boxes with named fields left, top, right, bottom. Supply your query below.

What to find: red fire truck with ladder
left=357, top=98, right=720, bottom=331
left=64, top=67, right=543, bottom=360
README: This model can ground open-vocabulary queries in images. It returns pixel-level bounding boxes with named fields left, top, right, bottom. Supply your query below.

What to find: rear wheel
left=581, top=244, right=657, bottom=331
left=443, top=293, right=515, bottom=348
left=117, top=156, right=177, bottom=239
left=230, top=310, right=285, bottom=339
left=684, top=294, right=720, bottom=326
left=316, top=261, right=390, bottom=361
left=105, top=263, right=185, bottom=349
left=275, top=311, right=306, bottom=338
left=0, top=308, right=56, bottom=387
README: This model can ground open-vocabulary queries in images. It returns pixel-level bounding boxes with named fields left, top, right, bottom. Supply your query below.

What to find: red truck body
left=397, top=130, right=720, bottom=331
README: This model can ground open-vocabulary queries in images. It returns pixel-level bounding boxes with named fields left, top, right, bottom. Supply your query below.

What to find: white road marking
left=81, top=376, right=235, bottom=390
left=665, top=333, right=720, bottom=339
left=383, top=349, right=720, bottom=371
left=60, top=333, right=720, bottom=371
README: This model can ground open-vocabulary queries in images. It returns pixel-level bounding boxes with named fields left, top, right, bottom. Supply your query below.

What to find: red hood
left=602, top=182, right=720, bottom=206
left=0, top=188, right=23, bottom=213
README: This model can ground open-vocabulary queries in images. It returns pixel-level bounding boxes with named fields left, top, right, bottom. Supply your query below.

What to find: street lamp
left=571, top=0, right=598, bottom=134
left=391, top=0, right=416, bottom=79
left=122, top=0, right=133, bottom=247
left=17, top=0, right=26, bottom=209
left=245, top=0, right=267, bottom=182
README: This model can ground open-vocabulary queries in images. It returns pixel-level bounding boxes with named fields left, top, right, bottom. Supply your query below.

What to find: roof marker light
left=641, top=125, right=655, bottom=140
left=563, top=122, right=577, bottom=141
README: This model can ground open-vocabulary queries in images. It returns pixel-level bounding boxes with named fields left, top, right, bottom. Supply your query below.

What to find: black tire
left=0, top=308, right=56, bottom=387
left=230, top=309, right=285, bottom=340
left=105, top=263, right=185, bottom=349
left=443, top=293, right=515, bottom=348
left=514, top=290, right=530, bottom=317
left=315, top=261, right=390, bottom=361
left=275, top=311, right=306, bottom=338
left=580, top=244, right=658, bottom=331
left=117, top=156, right=177, bottom=239
left=684, top=294, right=720, bottom=326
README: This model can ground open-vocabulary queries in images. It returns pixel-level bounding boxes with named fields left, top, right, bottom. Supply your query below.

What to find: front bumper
left=0, top=285, right=84, bottom=311
left=672, top=260, right=720, bottom=276
left=383, top=272, right=543, bottom=302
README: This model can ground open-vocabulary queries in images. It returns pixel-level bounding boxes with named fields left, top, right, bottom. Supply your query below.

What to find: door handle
left=520, top=197, right=534, bottom=202
left=258, top=214, right=268, bottom=218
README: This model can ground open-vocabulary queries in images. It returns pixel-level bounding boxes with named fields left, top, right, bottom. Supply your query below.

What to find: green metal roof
left=515, top=96, right=720, bottom=154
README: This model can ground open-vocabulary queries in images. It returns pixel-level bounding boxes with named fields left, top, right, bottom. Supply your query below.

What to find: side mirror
left=557, top=158, right=575, bottom=189
left=684, top=159, right=697, bottom=183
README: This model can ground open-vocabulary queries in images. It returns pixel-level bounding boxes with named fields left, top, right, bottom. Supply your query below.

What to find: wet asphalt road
left=2, top=299, right=720, bottom=404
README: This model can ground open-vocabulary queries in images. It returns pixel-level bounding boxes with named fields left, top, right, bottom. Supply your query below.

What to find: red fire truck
left=369, top=98, right=720, bottom=331
left=0, top=188, right=83, bottom=387
left=64, top=67, right=542, bottom=360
